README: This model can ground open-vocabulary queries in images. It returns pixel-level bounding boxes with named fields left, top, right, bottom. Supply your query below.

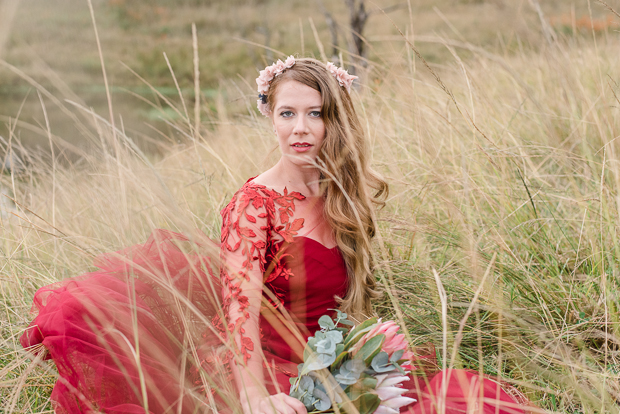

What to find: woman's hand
left=241, top=393, right=307, bottom=414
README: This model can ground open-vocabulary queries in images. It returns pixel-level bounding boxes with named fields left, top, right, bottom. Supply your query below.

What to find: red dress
left=21, top=180, right=526, bottom=413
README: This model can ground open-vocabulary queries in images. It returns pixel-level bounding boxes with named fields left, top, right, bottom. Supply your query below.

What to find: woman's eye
left=280, top=111, right=294, bottom=118
left=309, top=111, right=321, bottom=118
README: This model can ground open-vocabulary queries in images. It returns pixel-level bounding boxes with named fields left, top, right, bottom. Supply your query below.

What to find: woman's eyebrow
left=277, top=105, right=322, bottom=110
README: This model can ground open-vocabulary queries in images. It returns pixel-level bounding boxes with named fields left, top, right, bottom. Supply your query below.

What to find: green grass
left=2, top=0, right=620, bottom=412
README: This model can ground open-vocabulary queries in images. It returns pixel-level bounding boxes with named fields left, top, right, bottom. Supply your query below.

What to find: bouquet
left=289, top=310, right=416, bottom=414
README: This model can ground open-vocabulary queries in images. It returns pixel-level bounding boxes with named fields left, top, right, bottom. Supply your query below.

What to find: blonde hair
left=266, top=58, right=388, bottom=320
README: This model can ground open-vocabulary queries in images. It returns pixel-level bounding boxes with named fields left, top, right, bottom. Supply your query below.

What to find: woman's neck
left=259, top=158, right=322, bottom=197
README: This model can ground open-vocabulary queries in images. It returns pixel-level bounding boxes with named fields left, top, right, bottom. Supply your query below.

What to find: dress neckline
left=294, top=236, right=339, bottom=251
left=245, top=178, right=337, bottom=251
left=246, top=177, right=325, bottom=200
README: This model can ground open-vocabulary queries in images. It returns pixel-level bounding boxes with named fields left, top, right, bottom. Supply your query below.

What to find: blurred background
left=0, top=0, right=614, bottom=157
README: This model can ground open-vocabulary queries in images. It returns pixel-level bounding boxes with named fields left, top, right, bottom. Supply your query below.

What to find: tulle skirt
left=20, top=230, right=530, bottom=414
left=20, top=230, right=230, bottom=413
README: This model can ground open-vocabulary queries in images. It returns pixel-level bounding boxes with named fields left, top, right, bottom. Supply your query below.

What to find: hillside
left=0, top=0, right=615, bottom=152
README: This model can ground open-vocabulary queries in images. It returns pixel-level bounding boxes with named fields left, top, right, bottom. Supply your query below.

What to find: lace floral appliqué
left=220, top=181, right=305, bottom=364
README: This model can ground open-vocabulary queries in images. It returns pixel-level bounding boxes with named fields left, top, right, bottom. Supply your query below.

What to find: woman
left=222, top=57, right=386, bottom=414
left=21, top=57, right=526, bottom=414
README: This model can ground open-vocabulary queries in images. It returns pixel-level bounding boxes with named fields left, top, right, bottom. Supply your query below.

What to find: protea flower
left=373, top=373, right=417, bottom=414
left=350, top=320, right=414, bottom=361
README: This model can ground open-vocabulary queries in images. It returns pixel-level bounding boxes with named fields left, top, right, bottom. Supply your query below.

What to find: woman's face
left=271, top=80, right=326, bottom=165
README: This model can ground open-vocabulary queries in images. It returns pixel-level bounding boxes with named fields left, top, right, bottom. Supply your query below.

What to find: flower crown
left=256, top=56, right=358, bottom=117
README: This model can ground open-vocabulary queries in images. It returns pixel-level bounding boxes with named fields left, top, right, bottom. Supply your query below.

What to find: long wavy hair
left=265, top=58, right=388, bottom=320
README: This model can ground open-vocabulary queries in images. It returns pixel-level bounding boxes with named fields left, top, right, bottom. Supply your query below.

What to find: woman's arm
left=220, top=189, right=306, bottom=414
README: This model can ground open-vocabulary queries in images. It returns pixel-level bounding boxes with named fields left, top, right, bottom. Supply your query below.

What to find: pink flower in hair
left=273, top=60, right=287, bottom=75
left=283, top=55, right=296, bottom=69
left=257, top=100, right=271, bottom=117
left=256, top=56, right=295, bottom=93
left=256, top=76, right=271, bottom=94
left=325, top=62, right=337, bottom=73
left=256, top=67, right=275, bottom=93
left=272, top=55, right=295, bottom=78
left=255, top=56, right=358, bottom=117
left=326, top=61, right=358, bottom=92
left=255, top=55, right=297, bottom=115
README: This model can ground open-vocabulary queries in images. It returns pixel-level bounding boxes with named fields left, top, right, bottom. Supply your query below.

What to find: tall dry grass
left=2, top=4, right=620, bottom=412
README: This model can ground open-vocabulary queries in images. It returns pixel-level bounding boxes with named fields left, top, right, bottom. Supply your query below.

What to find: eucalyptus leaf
left=344, top=359, right=366, bottom=376
left=303, top=351, right=337, bottom=372
left=318, top=315, right=336, bottom=330
left=299, top=375, right=314, bottom=393
left=346, top=376, right=372, bottom=400
left=334, top=359, right=366, bottom=385
left=307, top=337, right=318, bottom=352
left=316, top=337, right=337, bottom=354
left=301, top=392, right=314, bottom=408
left=290, top=375, right=310, bottom=402
left=335, top=310, right=355, bottom=326
left=371, top=351, right=396, bottom=373
left=390, top=349, right=405, bottom=362
left=325, top=330, right=344, bottom=343
left=312, top=388, right=332, bottom=411
left=334, top=373, right=357, bottom=386
left=334, top=343, right=345, bottom=356
left=313, top=379, right=327, bottom=394
left=289, top=386, right=303, bottom=400
left=304, top=337, right=318, bottom=361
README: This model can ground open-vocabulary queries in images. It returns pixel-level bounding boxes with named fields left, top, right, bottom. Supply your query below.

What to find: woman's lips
left=291, top=142, right=312, bottom=153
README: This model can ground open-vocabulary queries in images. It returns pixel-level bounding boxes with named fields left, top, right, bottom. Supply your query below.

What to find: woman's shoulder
left=221, top=176, right=306, bottom=219
left=247, top=169, right=289, bottom=197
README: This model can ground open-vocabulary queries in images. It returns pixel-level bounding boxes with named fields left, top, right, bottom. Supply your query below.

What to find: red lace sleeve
left=219, top=181, right=305, bottom=365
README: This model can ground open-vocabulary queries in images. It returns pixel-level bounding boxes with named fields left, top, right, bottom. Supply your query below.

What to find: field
left=2, top=0, right=620, bottom=412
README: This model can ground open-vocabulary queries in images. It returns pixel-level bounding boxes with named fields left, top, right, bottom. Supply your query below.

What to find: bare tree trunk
left=316, top=0, right=340, bottom=64
left=255, top=26, right=273, bottom=63
left=317, top=1, right=409, bottom=78
left=345, top=0, right=369, bottom=76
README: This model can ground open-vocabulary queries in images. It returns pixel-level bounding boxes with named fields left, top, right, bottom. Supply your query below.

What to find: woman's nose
left=293, top=116, right=309, bottom=135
